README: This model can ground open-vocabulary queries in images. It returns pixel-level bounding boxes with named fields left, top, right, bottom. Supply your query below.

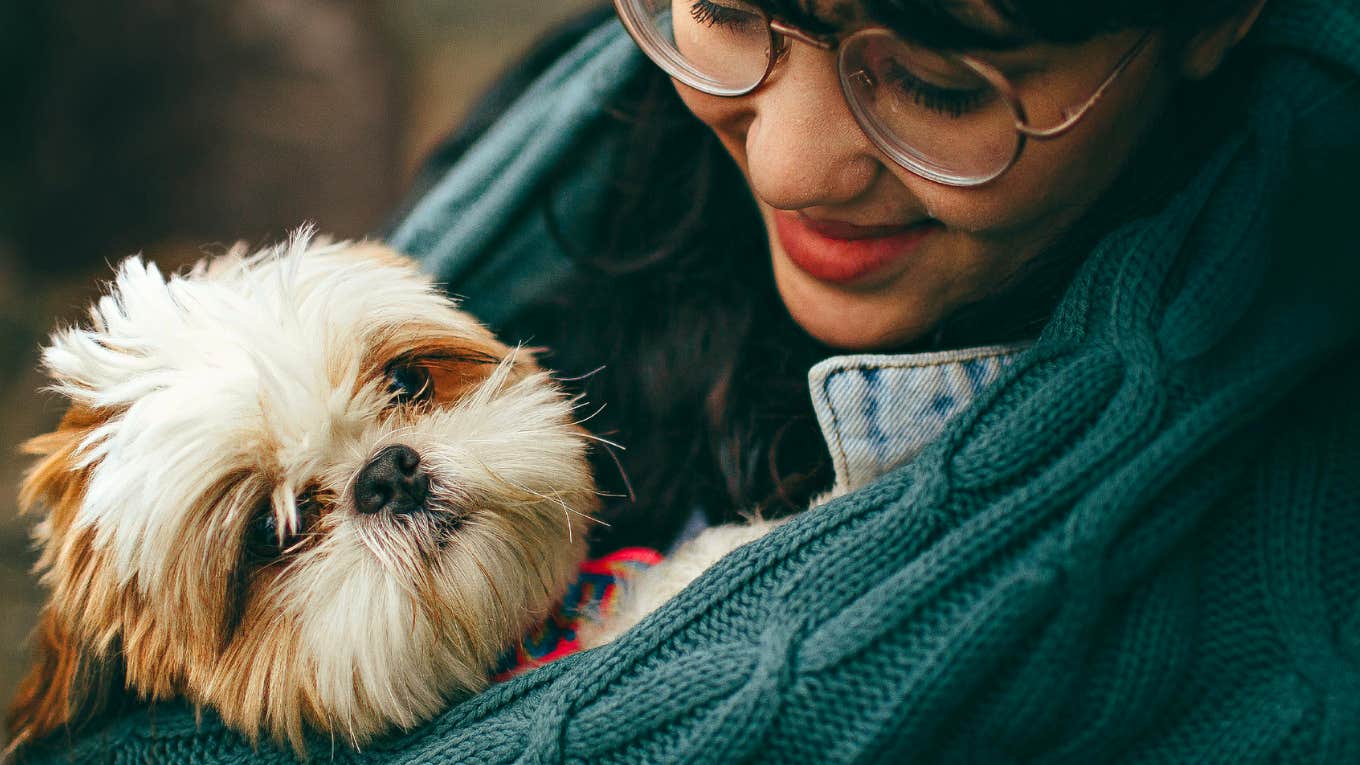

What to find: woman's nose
left=742, top=42, right=882, bottom=211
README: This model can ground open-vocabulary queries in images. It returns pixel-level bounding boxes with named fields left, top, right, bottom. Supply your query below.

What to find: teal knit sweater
left=19, top=0, right=1360, bottom=761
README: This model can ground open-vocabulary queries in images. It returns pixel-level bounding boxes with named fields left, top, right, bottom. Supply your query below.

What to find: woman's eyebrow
left=870, top=1, right=1033, bottom=51
left=757, top=0, right=1031, bottom=51
left=886, top=0, right=1022, bottom=50
left=756, top=0, right=843, bottom=34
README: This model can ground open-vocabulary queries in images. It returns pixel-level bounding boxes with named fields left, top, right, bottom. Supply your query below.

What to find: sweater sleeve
left=381, top=15, right=639, bottom=330
left=378, top=5, right=616, bottom=237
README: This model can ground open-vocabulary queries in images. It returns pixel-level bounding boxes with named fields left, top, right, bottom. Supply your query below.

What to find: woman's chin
left=773, top=260, right=944, bottom=352
left=792, top=314, right=929, bottom=352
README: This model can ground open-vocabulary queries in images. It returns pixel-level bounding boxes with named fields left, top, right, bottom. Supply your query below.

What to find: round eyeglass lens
left=619, top=0, right=773, bottom=95
left=840, top=30, right=1021, bottom=185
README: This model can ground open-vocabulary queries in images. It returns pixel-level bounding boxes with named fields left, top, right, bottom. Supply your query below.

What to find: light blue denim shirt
left=672, top=342, right=1028, bottom=549
left=810, top=343, right=1029, bottom=494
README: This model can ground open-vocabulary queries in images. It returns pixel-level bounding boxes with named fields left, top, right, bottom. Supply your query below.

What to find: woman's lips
left=773, top=211, right=940, bottom=285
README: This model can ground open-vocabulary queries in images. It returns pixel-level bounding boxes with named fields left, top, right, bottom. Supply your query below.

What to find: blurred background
left=0, top=0, right=599, bottom=746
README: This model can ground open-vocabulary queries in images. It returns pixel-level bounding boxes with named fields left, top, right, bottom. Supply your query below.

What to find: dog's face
left=7, top=235, right=594, bottom=753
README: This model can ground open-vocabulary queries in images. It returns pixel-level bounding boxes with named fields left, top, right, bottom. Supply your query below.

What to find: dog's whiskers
left=456, top=453, right=594, bottom=542
left=552, top=364, right=607, bottom=384
left=575, top=431, right=624, bottom=452
left=461, top=543, right=508, bottom=627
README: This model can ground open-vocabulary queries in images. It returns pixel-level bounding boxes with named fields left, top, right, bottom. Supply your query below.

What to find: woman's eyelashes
left=690, top=0, right=763, bottom=29
left=883, top=60, right=992, bottom=117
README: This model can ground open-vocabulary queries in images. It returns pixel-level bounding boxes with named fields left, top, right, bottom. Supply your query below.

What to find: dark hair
left=861, top=0, right=1258, bottom=48
left=490, top=0, right=1256, bottom=553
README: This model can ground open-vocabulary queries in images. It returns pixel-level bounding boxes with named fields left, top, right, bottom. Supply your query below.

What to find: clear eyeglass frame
left=612, top=0, right=1152, bottom=187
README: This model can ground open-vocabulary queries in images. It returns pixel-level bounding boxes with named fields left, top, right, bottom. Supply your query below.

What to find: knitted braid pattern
left=17, top=0, right=1360, bottom=762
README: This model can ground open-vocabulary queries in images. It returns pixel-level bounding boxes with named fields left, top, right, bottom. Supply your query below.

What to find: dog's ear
left=4, top=608, right=121, bottom=754
left=7, top=408, right=119, bottom=754
left=17, top=406, right=105, bottom=538
left=5, top=608, right=74, bottom=752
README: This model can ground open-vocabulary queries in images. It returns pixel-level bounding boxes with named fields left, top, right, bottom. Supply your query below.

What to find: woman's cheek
left=898, top=119, right=1134, bottom=244
left=674, top=84, right=752, bottom=160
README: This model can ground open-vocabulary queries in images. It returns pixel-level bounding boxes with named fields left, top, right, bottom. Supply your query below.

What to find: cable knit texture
left=17, top=0, right=1360, bottom=761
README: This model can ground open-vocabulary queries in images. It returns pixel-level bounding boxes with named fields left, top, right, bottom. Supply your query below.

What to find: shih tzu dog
left=4, top=231, right=597, bottom=755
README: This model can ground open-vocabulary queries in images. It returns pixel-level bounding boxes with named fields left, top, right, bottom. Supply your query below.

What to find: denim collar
left=809, top=343, right=1030, bottom=493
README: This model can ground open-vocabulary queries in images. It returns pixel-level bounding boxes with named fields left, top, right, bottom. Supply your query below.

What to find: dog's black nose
left=355, top=445, right=429, bottom=515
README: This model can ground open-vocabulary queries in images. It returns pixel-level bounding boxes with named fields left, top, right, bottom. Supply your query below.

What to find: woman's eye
left=883, top=59, right=992, bottom=118
left=387, top=363, right=433, bottom=405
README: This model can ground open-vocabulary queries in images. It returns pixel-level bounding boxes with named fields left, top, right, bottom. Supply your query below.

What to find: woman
left=389, top=0, right=1355, bottom=563
left=29, top=0, right=1360, bottom=761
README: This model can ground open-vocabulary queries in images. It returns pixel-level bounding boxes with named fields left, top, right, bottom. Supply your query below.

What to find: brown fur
left=5, top=408, right=264, bottom=750
left=6, top=407, right=119, bottom=751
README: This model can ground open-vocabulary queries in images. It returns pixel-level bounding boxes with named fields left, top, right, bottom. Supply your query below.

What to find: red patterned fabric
left=495, top=547, right=662, bottom=678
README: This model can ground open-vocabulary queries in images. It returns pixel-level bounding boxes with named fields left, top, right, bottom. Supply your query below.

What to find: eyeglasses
left=612, top=0, right=1151, bottom=187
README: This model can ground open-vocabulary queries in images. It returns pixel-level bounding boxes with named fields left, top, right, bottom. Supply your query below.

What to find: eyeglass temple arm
left=769, top=19, right=835, bottom=51
left=1015, top=32, right=1153, bottom=140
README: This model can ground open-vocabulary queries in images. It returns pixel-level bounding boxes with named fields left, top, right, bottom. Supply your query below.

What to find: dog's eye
left=386, top=363, right=433, bottom=405
left=245, top=511, right=292, bottom=560
left=245, top=491, right=319, bottom=560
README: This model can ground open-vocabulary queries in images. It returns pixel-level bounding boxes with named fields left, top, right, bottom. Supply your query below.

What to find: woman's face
left=673, top=1, right=1178, bottom=350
